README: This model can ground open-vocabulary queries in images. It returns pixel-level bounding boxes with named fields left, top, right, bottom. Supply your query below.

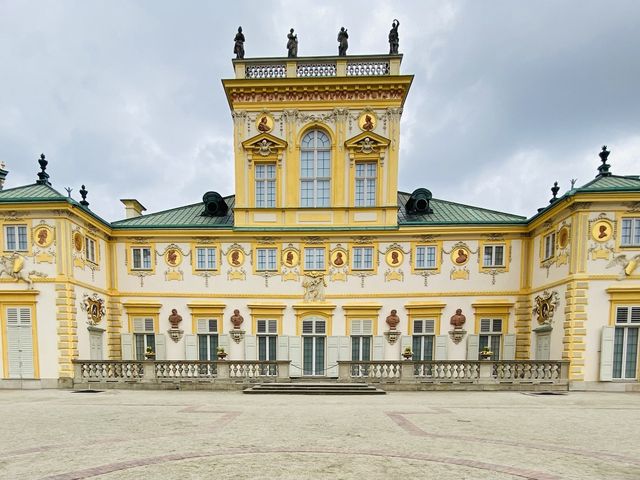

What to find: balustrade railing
left=155, top=361, right=217, bottom=379
left=245, top=63, right=287, bottom=79
left=414, top=361, right=480, bottom=381
left=76, top=361, right=144, bottom=381
left=296, top=62, right=337, bottom=77
left=492, top=361, right=564, bottom=382
left=348, top=361, right=402, bottom=379
left=228, top=361, right=278, bottom=378
left=346, top=60, right=390, bottom=76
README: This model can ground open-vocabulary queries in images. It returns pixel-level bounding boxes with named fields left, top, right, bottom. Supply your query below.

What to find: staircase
left=243, top=382, right=386, bottom=395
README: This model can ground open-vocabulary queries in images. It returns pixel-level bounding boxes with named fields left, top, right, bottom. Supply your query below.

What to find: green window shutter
left=502, top=334, right=516, bottom=360
left=599, top=326, right=615, bottom=381
left=155, top=334, right=166, bottom=360
left=434, top=335, right=448, bottom=361
left=338, top=336, right=351, bottom=361
left=184, top=334, right=197, bottom=361
left=120, top=333, right=134, bottom=361
left=326, top=336, right=341, bottom=377
left=466, top=334, right=479, bottom=360
left=278, top=335, right=290, bottom=360
left=245, top=335, right=257, bottom=361
left=372, top=335, right=384, bottom=360
left=288, top=336, right=302, bottom=377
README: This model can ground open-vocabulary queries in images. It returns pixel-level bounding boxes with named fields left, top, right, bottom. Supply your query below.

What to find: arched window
left=300, top=130, right=331, bottom=207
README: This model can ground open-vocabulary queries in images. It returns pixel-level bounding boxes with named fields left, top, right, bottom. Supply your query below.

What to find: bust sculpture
left=231, top=309, right=244, bottom=329
left=168, top=309, right=182, bottom=329
left=450, top=309, right=466, bottom=330
left=386, top=309, right=400, bottom=331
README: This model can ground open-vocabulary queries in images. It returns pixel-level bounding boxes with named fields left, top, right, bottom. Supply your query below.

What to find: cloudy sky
left=1, top=0, right=639, bottom=222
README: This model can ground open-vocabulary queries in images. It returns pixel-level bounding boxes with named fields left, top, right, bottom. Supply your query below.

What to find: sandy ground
left=0, top=389, right=638, bottom=480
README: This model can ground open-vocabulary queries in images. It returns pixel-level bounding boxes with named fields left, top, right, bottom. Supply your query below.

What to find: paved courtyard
left=0, top=389, right=638, bottom=480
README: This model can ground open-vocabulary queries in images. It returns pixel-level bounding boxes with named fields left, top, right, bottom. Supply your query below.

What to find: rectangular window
left=132, top=247, right=152, bottom=270
left=258, top=319, right=278, bottom=373
left=543, top=232, right=556, bottom=261
left=621, top=218, right=640, bottom=246
left=255, top=163, right=276, bottom=208
left=197, top=318, right=218, bottom=361
left=415, top=245, right=437, bottom=269
left=85, top=237, right=97, bottom=264
left=133, top=317, right=155, bottom=361
left=413, top=319, right=435, bottom=368
left=352, top=246, right=374, bottom=270
left=355, top=162, right=377, bottom=207
left=613, top=306, right=640, bottom=379
left=196, top=247, right=217, bottom=270
left=483, top=245, right=505, bottom=268
left=256, top=248, right=277, bottom=271
left=304, top=247, right=325, bottom=270
left=4, top=225, right=28, bottom=251
left=479, top=318, right=503, bottom=360
left=300, top=148, right=330, bottom=208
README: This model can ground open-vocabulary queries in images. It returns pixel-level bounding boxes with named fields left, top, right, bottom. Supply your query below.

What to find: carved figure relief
left=386, top=309, right=400, bottom=331
left=329, top=246, right=348, bottom=282
left=0, top=252, right=35, bottom=289
left=281, top=245, right=300, bottom=282
left=587, top=215, right=616, bottom=261
left=256, top=114, right=273, bottom=133
left=34, top=225, right=53, bottom=248
left=303, top=274, right=326, bottom=302
left=224, top=244, right=249, bottom=281
left=556, top=224, right=571, bottom=267
left=165, top=248, right=182, bottom=267
left=607, top=254, right=640, bottom=279
left=358, top=112, right=377, bottom=131
left=532, top=291, right=560, bottom=328
left=228, top=248, right=245, bottom=267
left=32, top=223, right=55, bottom=263
left=81, top=293, right=106, bottom=326
left=444, top=242, right=475, bottom=281
left=385, top=248, right=403, bottom=267
left=451, top=248, right=469, bottom=266
left=592, top=220, right=613, bottom=242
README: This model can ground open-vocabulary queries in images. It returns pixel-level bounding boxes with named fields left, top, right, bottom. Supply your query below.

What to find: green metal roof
left=0, top=183, right=67, bottom=202
left=112, top=196, right=235, bottom=229
left=576, top=175, right=640, bottom=192
left=397, top=192, right=526, bottom=225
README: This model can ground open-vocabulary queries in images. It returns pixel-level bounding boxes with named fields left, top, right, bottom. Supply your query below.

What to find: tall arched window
left=300, top=130, right=331, bottom=207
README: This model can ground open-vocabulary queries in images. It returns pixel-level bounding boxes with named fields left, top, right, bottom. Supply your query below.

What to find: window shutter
left=362, top=320, right=373, bottom=336
left=599, top=326, right=615, bottom=381
left=351, top=320, right=361, bottom=336
left=413, top=320, right=423, bottom=334
left=145, top=318, right=154, bottom=332
left=338, top=336, right=351, bottom=361
left=133, top=318, right=145, bottom=332
left=315, top=320, right=326, bottom=334
left=120, top=333, right=134, bottom=361
left=435, top=335, right=448, bottom=361
left=493, top=319, right=503, bottom=333
left=288, top=336, right=302, bottom=377
left=502, top=334, right=516, bottom=360
left=302, top=320, right=313, bottom=334
left=218, top=334, right=230, bottom=351
left=184, top=334, right=197, bottom=361
left=245, top=335, right=257, bottom=361
left=209, top=319, right=218, bottom=332
left=480, top=319, right=491, bottom=333
left=268, top=320, right=278, bottom=333
left=326, top=337, right=340, bottom=377
left=466, top=334, right=480, bottom=360
left=154, top=334, right=166, bottom=360
left=631, top=307, right=640, bottom=323
left=278, top=336, right=290, bottom=360
left=425, top=320, right=435, bottom=335
left=372, top=335, right=384, bottom=361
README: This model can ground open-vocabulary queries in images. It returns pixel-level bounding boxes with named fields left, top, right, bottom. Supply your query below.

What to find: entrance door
left=302, top=317, right=326, bottom=376
left=89, top=332, right=104, bottom=360
left=7, top=307, right=34, bottom=378
left=536, top=334, right=550, bottom=361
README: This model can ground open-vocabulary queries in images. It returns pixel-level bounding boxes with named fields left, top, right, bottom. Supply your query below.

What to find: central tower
left=223, top=53, right=412, bottom=230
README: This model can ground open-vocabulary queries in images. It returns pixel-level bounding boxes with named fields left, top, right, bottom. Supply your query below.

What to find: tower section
left=222, top=54, right=413, bottom=230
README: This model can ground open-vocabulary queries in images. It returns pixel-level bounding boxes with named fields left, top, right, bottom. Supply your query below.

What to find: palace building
left=0, top=52, right=639, bottom=390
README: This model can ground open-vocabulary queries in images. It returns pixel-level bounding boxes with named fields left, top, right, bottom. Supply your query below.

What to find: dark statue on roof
left=337, top=27, right=348, bottom=56
left=234, top=27, right=245, bottom=59
left=287, top=28, right=298, bottom=58
left=389, top=19, right=400, bottom=54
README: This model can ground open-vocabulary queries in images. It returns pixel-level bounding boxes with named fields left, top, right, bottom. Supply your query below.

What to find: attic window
left=406, top=188, right=433, bottom=215
left=202, top=191, right=228, bottom=217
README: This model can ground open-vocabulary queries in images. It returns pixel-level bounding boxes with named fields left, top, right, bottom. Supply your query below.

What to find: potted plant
left=402, top=346, right=413, bottom=360
left=479, top=345, right=493, bottom=360
left=216, top=346, right=227, bottom=360
left=145, top=346, right=156, bottom=360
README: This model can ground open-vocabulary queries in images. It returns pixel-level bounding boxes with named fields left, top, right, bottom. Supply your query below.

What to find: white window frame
left=415, top=245, right=437, bottom=270
left=255, top=163, right=276, bottom=208
left=197, top=318, right=219, bottom=361
left=479, top=318, right=503, bottom=360
left=300, top=130, right=331, bottom=208
left=352, top=246, right=374, bottom=271
left=85, top=236, right=97, bottom=264
left=613, top=306, right=640, bottom=380
left=256, top=247, right=277, bottom=272
left=483, top=244, right=505, bottom=268
left=133, top=317, right=155, bottom=361
left=195, top=247, right=217, bottom=270
left=304, top=247, right=325, bottom=271
left=355, top=162, right=377, bottom=207
left=257, top=319, right=278, bottom=365
left=131, top=247, right=152, bottom=270
left=413, top=319, right=436, bottom=361
left=621, top=218, right=640, bottom=247
left=543, top=232, right=556, bottom=261
left=4, top=224, right=28, bottom=251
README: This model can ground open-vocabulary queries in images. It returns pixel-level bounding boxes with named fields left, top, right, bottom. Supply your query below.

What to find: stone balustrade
left=233, top=54, right=402, bottom=79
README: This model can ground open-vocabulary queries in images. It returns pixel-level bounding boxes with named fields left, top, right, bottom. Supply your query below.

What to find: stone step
left=243, top=382, right=386, bottom=395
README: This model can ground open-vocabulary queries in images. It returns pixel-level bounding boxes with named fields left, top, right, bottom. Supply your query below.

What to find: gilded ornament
left=227, top=249, right=245, bottom=267
left=165, top=248, right=182, bottom=267
left=330, top=249, right=347, bottom=267
left=0, top=252, right=33, bottom=289
left=532, top=291, right=560, bottom=327
left=385, top=248, right=403, bottom=267
left=607, top=254, right=640, bottom=279
left=451, top=247, right=469, bottom=266
left=34, top=225, right=54, bottom=248
left=256, top=114, right=274, bottom=133
left=282, top=248, right=300, bottom=268
left=73, top=231, right=84, bottom=252
left=81, top=293, right=106, bottom=326
left=591, top=220, right=612, bottom=242
left=358, top=112, right=377, bottom=131
left=557, top=226, right=570, bottom=248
